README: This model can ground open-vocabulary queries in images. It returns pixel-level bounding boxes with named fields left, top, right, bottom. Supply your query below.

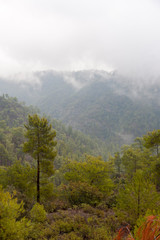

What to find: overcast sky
left=0, top=0, right=160, bottom=79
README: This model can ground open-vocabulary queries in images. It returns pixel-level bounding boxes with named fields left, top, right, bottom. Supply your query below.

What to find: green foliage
left=23, top=114, right=57, bottom=165
left=112, top=152, right=122, bottom=176
left=0, top=185, right=31, bottom=240
left=0, top=143, right=10, bottom=166
left=143, top=129, right=160, bottom=155
left=153, top=161, right=160, bottom=191
left=52, top=119, right=112, bottom=161
left=116, top=170, right=160, bottom=225
left=0, top=95, right=36, bottom=127
left=61, top=181, right=104, bottom=206
left=0, top=96, right=38, bottom=166
left=30, top=203, right=47, bottom=222
left=64, top=155, right=114, bottom=195
left=0, top=161, right=36, bottom=200
left=56, top=155, right=114, bottom=206
left=11, top=127, right=25, bottom=148
left=121, top=146, right=152, bottom=177
left=27, top=204, right=47, bottom=239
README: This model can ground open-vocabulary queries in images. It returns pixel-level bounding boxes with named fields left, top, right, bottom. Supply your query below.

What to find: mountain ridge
left=0, top=69, right=160, bottom=146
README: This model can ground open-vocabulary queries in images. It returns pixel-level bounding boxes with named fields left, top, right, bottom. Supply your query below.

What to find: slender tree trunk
left=37, top=130, right=40, bottom=203
left=137, top=183, right=140, bottom=218
left=37, top=153, right=40, bottom=203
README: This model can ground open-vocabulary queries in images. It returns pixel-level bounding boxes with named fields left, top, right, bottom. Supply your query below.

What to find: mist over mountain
left=0, top=69, right=160, bottom=146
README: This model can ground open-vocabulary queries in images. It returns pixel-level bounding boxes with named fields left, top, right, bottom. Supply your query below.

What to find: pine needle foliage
left=23, top=114, right=57, bottom=203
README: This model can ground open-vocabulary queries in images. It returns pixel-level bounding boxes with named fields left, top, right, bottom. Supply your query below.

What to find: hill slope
left=0, top=95, right=111, bottom=166
left=0, top=70, right=160, bottom=146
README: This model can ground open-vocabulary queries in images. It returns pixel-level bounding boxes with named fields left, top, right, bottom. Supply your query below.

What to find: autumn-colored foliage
left=137, top=215, right=160, bottom=240
left=114, top=216, right=160, bottom=240
left=114, top=224, right=134, bottom=240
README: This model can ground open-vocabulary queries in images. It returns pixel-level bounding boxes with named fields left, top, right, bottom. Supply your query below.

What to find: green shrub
left=61, top=181, right=104, bottom=206
left=30, top=203, right=47, bottom=222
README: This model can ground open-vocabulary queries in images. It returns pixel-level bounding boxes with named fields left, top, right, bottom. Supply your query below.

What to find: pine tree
left=116, top=170, right=160, bottom=225
left=23, top=114, right=57, bottom=203
left=143, top=129, right=160, bottom=156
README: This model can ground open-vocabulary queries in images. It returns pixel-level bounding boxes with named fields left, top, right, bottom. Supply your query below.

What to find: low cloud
left=0, top=0, right=160, bottom=81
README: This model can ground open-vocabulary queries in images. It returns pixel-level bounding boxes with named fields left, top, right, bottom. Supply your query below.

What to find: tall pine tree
left=23, top=114, right=57, bottom=203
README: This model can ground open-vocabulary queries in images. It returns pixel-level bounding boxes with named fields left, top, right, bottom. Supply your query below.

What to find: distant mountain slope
left=0, top=95, right=36, bottom=127
left=0, top=95, right=110, bottom=166
left=0, top=70, right=160, bottom=146
left=58, top=80, right=160, bottom=140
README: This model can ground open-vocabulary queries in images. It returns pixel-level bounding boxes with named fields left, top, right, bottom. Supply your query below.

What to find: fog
left=0, top=0, right=160, bottom=81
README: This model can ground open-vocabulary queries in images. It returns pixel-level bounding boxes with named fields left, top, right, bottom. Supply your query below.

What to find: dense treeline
left=0, top=95, right=114, bottom=167
left=0, top=95, right=38, bottom=165
left=0, top=96, right=160, bottom=239
left=0, top=94, right=38, bottom=127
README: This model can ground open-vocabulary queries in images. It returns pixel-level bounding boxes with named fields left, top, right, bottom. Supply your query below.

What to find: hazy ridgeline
left=0, top=70, right=160, bottom=148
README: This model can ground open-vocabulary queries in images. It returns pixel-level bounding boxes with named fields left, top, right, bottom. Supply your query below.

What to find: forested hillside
left=0, top=95, right=160, bottom=239
left=0, top=95, right=113, bottom=167
left=0, top=70, right=160, bottom=147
